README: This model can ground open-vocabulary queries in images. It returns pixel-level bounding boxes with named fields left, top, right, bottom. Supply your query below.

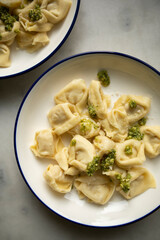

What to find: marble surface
left=0, top=0, right=160, bottom=239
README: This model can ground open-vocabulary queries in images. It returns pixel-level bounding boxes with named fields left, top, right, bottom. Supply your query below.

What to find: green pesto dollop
left=70, top=139, right=76, bottom=146
left=28, top=4, right=42, bottom=22
left=87, top=156, right=100, bottom=176
left=116, top=173, right=131, bottom=193
left=124, top=145, right=132, bottom=155
left=129, top=99, right=137, bottom=109
left=97, top=70, right=110, bottom=87
left=138, top=117, right=147, bottom=126
left=0, top=6, right=17, bottom=31
left=100, top=149, right=116, bottom=172
left=88, top=104, right=97, bottom=119
left=127, top=125, right=144, bottom=141
left=80, top=118, right=99, bottom=135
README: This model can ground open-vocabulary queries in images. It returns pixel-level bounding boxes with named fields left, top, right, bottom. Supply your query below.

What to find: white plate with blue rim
left=0, top=0, right=80, bottom=78
left=14, top=52, right=160, bottom=227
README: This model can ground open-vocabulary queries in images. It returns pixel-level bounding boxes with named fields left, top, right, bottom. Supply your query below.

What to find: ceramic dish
left=0, top=0, right=80, bottom=79
left=14, top=52, right=160, bottom=227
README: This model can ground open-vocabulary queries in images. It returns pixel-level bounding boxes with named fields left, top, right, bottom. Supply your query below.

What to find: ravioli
left=44, top=164, right=73, bottom=193
left=74, top=174, right=115, bottom=205
left=116, top=167, right=156, bottom=199
left=30, top=129, right=63, bottom=159
left=47, top=103, right=80, bottom=135
left=88, top=80, right=110, bottom=119
left=68, top=135, right=95, bottom=171
left=114, top=95, right=151, bottom=124
left=93, top=135, right=116, bottom=157
left=69, top=117, right=100, bottom=139
left=101, top=106, right=129, bottom=142
left=54, top=79, right=88, bottom=113
left=141, top=126, right=160, bottom=158
left=0, top=44, right=11, bottom=67
left=116, top=139, right=146, bottom=168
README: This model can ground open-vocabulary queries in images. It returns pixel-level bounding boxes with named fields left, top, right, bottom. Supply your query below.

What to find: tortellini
left=88, top=80, right=110, bottom=119
left=0, top=44, right=11, bottom=67
left=43, top=164, right=73, bottom=193
left=31, top=77, right=159, bottom=206
left=93, top=135, right=115, bottom=157
left=116, top=139, right=146, bottom=168
left=101, top=106, right=128, bottom=142
left=114, top=95, right=151, bottom=124
left=48, top=103, right=80, bottom=135
left=116, top=167, right=156, bottom=199
left=42, top=0, right=72, bottom=24
left=54, top=79, right=88, bottom=114
left=69, top=117, right=100, bottom=139
left=68, top=135, right=95, bottom=171
left=141, top=126, right=160, bottom=158
left=30, top=129, right=63, bottom=159
left=19, top=2, right=53, bottom=33
left=16, top=30, right=49, bottom=52
left=74, top=174, right=115, bottom=205
left=0, top=0, right=72, bottom=67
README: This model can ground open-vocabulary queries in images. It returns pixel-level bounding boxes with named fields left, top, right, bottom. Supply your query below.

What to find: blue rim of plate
left=14, top=51, right=160, bottom=228
left=0, top=0, right=81, bottom=79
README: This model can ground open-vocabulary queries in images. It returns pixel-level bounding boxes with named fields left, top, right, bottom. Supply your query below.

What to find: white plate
left=14, top=52, right=160, bottom=227
left=0, top=0, right=80, bottom=78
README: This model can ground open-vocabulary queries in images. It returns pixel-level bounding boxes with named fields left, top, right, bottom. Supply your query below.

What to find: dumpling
left=0, top=44, right=11, bottom=68
left=68, top=117, right=100, bottom=139
left=114, top=95, right=151, bottom=124
left=54, top=79, right=88, bottom=114
left=65, top=166, right=80, bottom=176
left=54, top=147, right=68, bottom=171
left=93, top=135, right=116, bottom=157
left=68, top=135, right=95, bottom=172
left=0, top=20, right=20, bottom=46
left=42, top=0, right=72, bottom=24
left=141, top=126, right=160, bottom=158
left=116, top=167, right=156, bottom=199
left=116, top=139, right=146, bottom=168
left=16, top=30, right=49, bottom=52
left=101, top=106, right=129, bottom=142
left=43, top=164, right=73, bottom=193
left=48, top=103, right=80, bottom=135
left=74, top=174, right=115, bottom=205
left=88, top=80, right=110, bottom=119
left=0, top=0, right=21, bottom=8
left=30, top=129, right=64, bottom=159
left=19, top=2, right=53, bottom=32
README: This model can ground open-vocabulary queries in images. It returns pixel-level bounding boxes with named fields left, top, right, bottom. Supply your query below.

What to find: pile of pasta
left=30, top=78, right=160, bottom=205
left=0, top=0, right=72, bottom=67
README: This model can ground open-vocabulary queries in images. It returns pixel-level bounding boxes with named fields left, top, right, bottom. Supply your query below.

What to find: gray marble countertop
left=0, top=0, right=160, bottom=239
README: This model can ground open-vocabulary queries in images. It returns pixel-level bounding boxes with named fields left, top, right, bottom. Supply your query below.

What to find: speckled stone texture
left=0, top=0, right=160, bottom=239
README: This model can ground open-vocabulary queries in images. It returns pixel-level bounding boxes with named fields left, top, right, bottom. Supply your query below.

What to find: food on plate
left=0, top=0, right=72, bottom=67
left=30, top=73, right=159, bottom=206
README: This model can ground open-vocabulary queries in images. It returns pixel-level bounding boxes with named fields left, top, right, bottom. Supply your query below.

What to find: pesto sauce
left=124, top=145, right=132, bottom=155
left=127, top=125, right=144, bottom=141
left=129, top=99, right=137, bottom=109
left=100, top=149, right=116, bottom=172
left=87, top=156, right=100, bottom=176
left=0, top=6, right=17, bottom=32
left=80, top=118, right=99, bottom=135
left=70, top=139, right=76, bottom=146
left=28, top=4, right=42, bottom=22
left=97, top=70, right=110, bottom=87
left=116, top=173, right=131, bottom=193
left=138, top=117, right=147, bottom=126
left=88, top=104, right=97, bottom=119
